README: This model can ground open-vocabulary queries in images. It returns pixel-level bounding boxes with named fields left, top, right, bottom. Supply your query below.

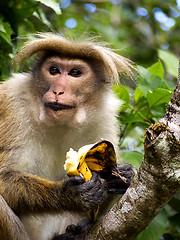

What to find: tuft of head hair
left=14, top=33, right=135, bottom=83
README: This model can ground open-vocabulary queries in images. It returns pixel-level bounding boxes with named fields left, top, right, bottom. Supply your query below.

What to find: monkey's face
left=39, top=57, right=96, bottom=125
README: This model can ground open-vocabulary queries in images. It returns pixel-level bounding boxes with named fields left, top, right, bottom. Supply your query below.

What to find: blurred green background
left=0, top=0, right=179, bottom=239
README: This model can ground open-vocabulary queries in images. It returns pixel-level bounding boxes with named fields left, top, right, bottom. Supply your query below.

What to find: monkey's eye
left=68, top=68, right=82, bottom=77
left=49, top=66, right=61, bottom=75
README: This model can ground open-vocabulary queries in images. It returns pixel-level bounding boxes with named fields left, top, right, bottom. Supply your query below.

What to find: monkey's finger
left=99, top=167, right=112, bottom=179
left=108, top=187, right=128, bottom=194
left=105, top=178, right=129, bottom=194
left=90, top=171, right=101, bottom=183
left=89, top=178, right=107, bottom=201
left=81, top=172, right=101, bottom=191
left=117, top=163, right=133, bottom=171
left=116, top=164, right=135, bottom=178
left=66, top=176, right=85, bottom=187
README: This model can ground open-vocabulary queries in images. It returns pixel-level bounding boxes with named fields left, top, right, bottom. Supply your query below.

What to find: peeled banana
left=64, top=140, right=118, bottom=221
left=64, top=140, right=117, bottom=181
left=64, top=144, right=93, bottom=182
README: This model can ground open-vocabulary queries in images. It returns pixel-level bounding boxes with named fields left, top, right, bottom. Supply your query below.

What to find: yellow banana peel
left=64, top=140, right=117, bottom=181
left=64, top=140, right=117, bottom=221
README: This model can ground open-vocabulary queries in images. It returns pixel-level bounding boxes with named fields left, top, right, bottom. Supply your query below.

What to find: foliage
left=0, top=0, right=61, bottom=80
left=117, top=55, right=175, bottom=168
left=54, top=0, right=180, bottom=65
left=0, top=0, right=179, bottom=239
left=115, top=51, right=180, bottom=240
left=0, top=0, right=179, bottom=81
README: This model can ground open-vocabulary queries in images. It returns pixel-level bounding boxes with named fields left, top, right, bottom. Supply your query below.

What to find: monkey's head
left=37, top=56, right=97, bottom=125
left=15, top=33, right=134, bottom=126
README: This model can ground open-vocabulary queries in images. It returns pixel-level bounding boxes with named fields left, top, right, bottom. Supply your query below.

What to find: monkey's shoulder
left=0, top=73, right=36, bottom=114
left=0, top=74, right=34, bottom=144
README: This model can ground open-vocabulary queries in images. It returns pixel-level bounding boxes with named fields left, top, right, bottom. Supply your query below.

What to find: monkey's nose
left=53, top=91, right=64, bottom=95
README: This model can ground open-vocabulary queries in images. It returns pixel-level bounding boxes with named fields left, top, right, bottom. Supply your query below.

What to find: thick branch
left=0, top=195, right=30, bottom=240
left=81, top=72, right=180, bottom=240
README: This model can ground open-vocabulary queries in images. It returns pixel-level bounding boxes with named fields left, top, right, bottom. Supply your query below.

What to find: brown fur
left=14, top=33, right=134, bottom=83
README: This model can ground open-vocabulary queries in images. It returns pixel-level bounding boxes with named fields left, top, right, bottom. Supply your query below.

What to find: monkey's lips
left=44, top=102, right=76, bottom=111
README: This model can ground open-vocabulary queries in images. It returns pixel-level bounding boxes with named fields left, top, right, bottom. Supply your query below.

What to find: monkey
left=0, top=33, right=135, bottom=240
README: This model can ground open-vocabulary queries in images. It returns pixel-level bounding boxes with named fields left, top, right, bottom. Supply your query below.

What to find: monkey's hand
left=52, top=218, right=92, bottom=240
left=64, top=172, right=107, bottom=212
left=100, top=163, right=135, bottom=194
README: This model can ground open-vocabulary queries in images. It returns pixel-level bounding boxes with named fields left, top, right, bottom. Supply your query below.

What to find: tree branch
left=0, top=195, right=30, bottom=240
left=82, top=63, right=180, bottom=240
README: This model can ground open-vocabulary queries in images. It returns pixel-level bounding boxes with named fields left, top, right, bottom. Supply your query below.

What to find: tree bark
left=0, top=194, right=30, bottom=240
left=81, top=63, right=180, bottom=240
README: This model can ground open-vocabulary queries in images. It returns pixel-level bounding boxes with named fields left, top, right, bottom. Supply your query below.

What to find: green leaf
left=8, top=0, right=37, bottom=21
left=147, top=88, right=173, bottom=108
left=0, top=22, right=12, bottom=46
left=34, top=8, right=53, bottom=28
left=113, top=85, right=130, bottom=110
left=119, top=112, right=144, bottom=124
left=121, top=150, right=143, bottom=169
left=168, top=214, right=180, bottom=233
left=163, top=77, right=177, bottom=89
left=0, top=58, right=12, bottom=80
left=137, top=210, right=168, bottom=240
left=137, top=75, right=151, bottom=96
left=36, top=0, right=61, bottom=15
left=137, top=66, right=152, bottom=84
left=168, top=196, right=180, bottom=214
left=151, top=105, right=167, bottom=122
left=158, top=49, right=178, bottom=78
left=134, top=87, right=144, bottom=102
left=148, top=60, right=164, bottom=79
left=137, top=66, right=168, bottom=96
left=0, top=18, right=6, bottom=33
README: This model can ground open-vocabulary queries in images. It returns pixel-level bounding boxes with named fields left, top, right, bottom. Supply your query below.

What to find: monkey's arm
left=0, top=169, right=105, bottom=216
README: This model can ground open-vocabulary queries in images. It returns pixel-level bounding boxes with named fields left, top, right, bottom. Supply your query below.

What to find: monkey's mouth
left=44, top=102, right=75, bottom=111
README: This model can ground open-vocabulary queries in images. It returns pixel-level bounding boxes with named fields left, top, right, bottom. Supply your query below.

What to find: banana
left=64, top=144, right=93, bottom=182
left=64, top=148, right=79, bottom=176
left=84, top=140, right=117, bottom=171
left=64, top=140, right=118, bottom=221
left=64, top=140, right=117, bottom=181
